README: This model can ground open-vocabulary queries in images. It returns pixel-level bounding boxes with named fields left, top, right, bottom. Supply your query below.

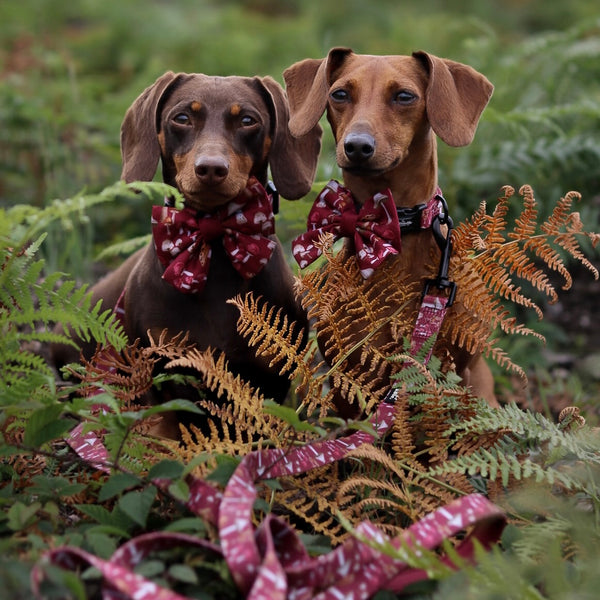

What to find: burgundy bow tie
left=292, top=180, right=402, bottom=278
left=152, top=177, right=277, bottom=294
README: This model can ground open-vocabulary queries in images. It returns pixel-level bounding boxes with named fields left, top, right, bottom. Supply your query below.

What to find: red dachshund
left=284, top=48, right=497, bottom=415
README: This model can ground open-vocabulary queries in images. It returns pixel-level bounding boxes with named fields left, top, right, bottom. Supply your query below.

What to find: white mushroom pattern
left=152, top=177, right=276, bottom=294
left=293, top=180, right=402, bottom=278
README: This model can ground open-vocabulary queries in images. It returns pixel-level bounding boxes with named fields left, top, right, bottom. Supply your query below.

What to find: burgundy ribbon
left=292, top=180, right=402, bottom=278
left=40, top=400, right=506, bottom=599
left=31, top=532, right=220, bottom=600
left=152, top=177, right=277, bottom=294
left=411, top=293, right=450, bottom=362
left=37, top=188, right=504, bottom=598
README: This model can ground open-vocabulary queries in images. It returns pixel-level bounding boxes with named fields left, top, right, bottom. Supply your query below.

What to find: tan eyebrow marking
left=190, top=101, right=202, bottom=112
left=230, top=104, right=241, bottom=116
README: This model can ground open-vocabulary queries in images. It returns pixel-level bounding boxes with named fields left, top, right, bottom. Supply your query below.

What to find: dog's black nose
left=344, top=133, right=375, bottom=162
left=195, top=156, right=230, bottom=186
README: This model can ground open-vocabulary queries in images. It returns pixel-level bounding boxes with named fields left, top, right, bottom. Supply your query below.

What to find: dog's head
left=284, top=48, right=493, bottom=179
left=120, top=73, right=322, bottom=211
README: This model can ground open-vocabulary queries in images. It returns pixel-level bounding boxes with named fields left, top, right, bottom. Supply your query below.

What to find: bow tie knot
left=195, top=217, right=226, bottom=240
left=339, top=209, right=360, bottom=238
left=293, top=180, right=402, bottom=278
left=152, top=177, right=277, bottom=294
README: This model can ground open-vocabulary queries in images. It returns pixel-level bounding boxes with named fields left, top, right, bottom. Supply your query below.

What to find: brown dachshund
left=51, top=72, right=322, bottom=430
left=283, top=48, right=498, bottom=414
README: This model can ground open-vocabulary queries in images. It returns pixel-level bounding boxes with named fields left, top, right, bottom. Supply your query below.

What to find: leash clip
left=423, top=194, right=457, bottom=306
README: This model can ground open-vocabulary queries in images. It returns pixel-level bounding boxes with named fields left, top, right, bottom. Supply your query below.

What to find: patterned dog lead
left=35, top=401, right=505, bottom=599
left=409, top=192, right=457, bottom=362
left=34, top=186, right=504, bottom=599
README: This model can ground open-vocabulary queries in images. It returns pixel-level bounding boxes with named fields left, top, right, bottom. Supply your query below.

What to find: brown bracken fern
left=65, top=339, right=157, bottom=405
left=64, top=185, right=598, bottom=542
left=443, top=185, right=599, bottom=376
left=298, top=234, right=420, bottom=414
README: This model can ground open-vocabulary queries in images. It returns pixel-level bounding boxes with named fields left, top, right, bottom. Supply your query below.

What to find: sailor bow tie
left=292, top=180, right=402, bottom=278
left=152, top=177, right=277, bottom=294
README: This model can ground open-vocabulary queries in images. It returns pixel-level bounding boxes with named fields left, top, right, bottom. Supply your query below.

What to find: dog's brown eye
left=393, top=90, right=417, bottom=104
left=240, top=115, right=257, bottom=127
left=173, top=113, right=190, bottom=125
left=330, top=89, right=349, bottom=102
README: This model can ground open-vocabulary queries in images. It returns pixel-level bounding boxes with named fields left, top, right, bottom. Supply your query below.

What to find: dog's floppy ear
left=255, top=76, right=323, bottom=200
left=120, top=71, right=182, bottom=183
left=413, top=51, right=494, bottom=147
left=283, top=47, right=353, bottom=139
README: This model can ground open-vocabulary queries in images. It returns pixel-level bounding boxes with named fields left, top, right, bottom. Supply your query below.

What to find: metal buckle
left=396, top=203, right=426, bottom=233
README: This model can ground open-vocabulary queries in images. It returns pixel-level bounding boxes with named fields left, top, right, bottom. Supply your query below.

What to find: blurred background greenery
left=1, top=0, right=599, bottom=403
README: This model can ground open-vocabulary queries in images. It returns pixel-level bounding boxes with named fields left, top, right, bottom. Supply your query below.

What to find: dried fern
left=297, top=237, right=419, bottom=414
left=226, top=292, right=342, bottom=419
left=273, top=466, right=350, bottom=545
left=154, top=337, right=329, bottom=481
left=65, top=339, right=157, bottom=403
left=168, top=347, right=289, bottom=452
left=443, top=185, right=599, bottom=374
left=338, top=442, right=461, bottom=530
left=119, top=182, right=600, bottom=556
left=227, top=293, right=320, bottom=398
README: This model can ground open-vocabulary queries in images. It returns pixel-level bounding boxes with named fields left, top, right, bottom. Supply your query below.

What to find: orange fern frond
left=230, top=293, right=309, bottom=373
left=482, top=189, right=510, bottom=248
left=540, top=188, right=580, bottom=236
left=328, top=362, right=386, bottom=414
left=274, top=466, right=349, bottom=545
left=390, top=396, right=419, bottom=464
left=228, top=293, right=322, bottom=402
left=67, top=339, right=157, bottom=403
left=341, top=444, right=471, bottom=524
left=442, top=184, right=599, bottom=376
left=509, top=184, right=538, bottom=241
left=470, top=253, right=547, bottom=316
left=453, top=200, right=490, bottom=255
left=339, top=475, right=416, bottom=522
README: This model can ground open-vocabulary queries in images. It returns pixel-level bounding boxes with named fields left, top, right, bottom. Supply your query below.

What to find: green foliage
left=443, top=19, right=600, bottom=226
left=0, top=182, right=598, bottom=597
left=0, top=180, right=183, bottom=415
left=1, top=2, right=599, bottom=597
left=0, top=191, right=125, bottom=412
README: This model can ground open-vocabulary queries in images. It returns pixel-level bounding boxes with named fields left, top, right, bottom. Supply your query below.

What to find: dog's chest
left=161, top=245, right=252, bottom=345
left=127, top=241, right=287, bottom=360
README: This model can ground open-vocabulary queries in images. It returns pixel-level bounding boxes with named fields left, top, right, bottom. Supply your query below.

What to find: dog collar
left=396, top=188, right=444, bottom=233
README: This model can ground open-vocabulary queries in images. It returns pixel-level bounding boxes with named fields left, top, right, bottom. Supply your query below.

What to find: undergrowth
left=0, top=182, right=599, bottom=598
